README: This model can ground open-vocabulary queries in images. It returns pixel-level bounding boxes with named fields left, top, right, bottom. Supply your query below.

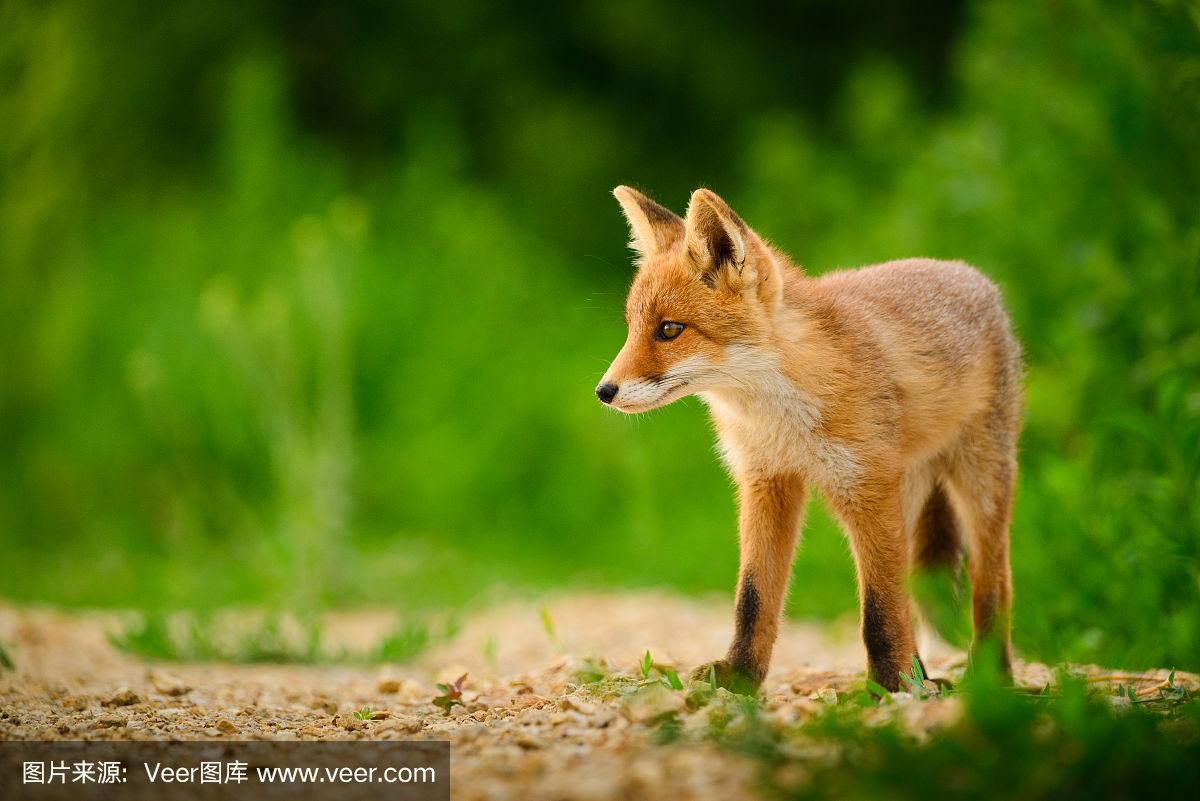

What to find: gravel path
left=1, top=592, right=1192, bottom=800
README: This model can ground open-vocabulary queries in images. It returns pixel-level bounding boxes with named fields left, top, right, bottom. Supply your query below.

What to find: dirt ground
left=1, top=592, right=1193, bottom=800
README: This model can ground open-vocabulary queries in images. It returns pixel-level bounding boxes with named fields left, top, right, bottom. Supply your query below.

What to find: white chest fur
left=699, top=348, right=862, bottom=500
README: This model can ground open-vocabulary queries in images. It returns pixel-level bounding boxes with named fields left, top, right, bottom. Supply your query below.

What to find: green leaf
left=866, top=679, right=893, bottom=701
left=539, top=607, right=556, bottom=640
left=641, top=650, right=653, bottom=679
left=709, top=664, right=719, bottom=691
left=665, top=669, right=684, bottom=691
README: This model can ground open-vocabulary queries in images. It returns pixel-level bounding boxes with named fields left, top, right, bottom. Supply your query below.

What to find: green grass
left=706, top=675, right=1200, bottom=800
left=579, top=646, right=1200, bottom=798
left=108, top=610, right=450, bottom=665
left=622, top=663, right=1199, bottom=800
left=375, top=621, right=434, bottom=665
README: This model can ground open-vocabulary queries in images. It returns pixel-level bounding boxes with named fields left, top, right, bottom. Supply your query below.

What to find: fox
left=596, top=185, right=1023, bottom=693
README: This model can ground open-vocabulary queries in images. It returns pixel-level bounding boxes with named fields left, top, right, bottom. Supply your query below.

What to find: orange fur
left=598, top=186, right=1023, bottom=691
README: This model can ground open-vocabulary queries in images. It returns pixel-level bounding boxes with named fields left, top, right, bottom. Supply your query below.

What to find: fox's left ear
left=685, top=190, right=782, bottom=305
left=684, top=189, right=751, bottom=289
left=613, top=185, right=684, bottom=258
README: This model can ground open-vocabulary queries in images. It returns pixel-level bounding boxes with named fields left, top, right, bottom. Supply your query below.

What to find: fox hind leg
left=908, top=478, right=965, bottom=665
left=943, top=421, right=1017, bottom=679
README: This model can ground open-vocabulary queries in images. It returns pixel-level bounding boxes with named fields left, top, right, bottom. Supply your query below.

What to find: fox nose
left=596, top=382, right=618, bottom=404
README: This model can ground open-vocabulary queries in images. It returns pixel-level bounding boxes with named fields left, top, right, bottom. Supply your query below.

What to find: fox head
left=596, top=186, right=788, bottom=412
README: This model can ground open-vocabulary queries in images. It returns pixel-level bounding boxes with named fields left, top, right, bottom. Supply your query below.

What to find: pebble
left=151, top=672, right=191, bottom=697
left=559, top=695, right=598, bottom=715
left=103, top=688, right=141, bottom=707
left=619, top=683, right=685, bottom=723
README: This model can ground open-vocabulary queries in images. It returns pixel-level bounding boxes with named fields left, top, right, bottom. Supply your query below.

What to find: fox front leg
left=691, top=472, right=806, bottom=693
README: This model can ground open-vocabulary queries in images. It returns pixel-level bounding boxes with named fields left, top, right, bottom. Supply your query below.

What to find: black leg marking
left=727, top=578, right=761, bottom=677
left=862, top=590, right=899, bottom=689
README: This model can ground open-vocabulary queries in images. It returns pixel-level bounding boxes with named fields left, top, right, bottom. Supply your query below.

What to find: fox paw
left=689, top=660, right=761, bottom=695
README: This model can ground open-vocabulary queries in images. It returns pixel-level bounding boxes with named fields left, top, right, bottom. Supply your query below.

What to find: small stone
left=619, top=683, right=685, bottom=723
left=515, top=734, right=545, bottom=750
left=388, top=716, right=425, bottom=734
left=511, top=694, right=545, bottom=710
left=378, top=679, right=402, bottom=694
left=103, top=688, right=141, bottom=707
left=95, top=715, right=125, bottom=728
left=559, top=695, right=597, bottom=715
left=152, top=673, right=191, bottom=697
left=216, top=718, right=239, bottom=734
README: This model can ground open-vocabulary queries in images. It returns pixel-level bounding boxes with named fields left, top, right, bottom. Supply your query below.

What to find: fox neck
left=702, top=271, right=835, bottom=413
left=697, top=277, right=849, bottom=479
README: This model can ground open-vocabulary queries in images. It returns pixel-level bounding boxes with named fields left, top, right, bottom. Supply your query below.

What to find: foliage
left=638, top=649, right=686, bottom=690
left=109, top=611, right=322, bottom=663
left=109, top=610, right=442, bottom=664
left=433, top=673, right=468, bottom=715
left=375, top=621, right=433, bottom=665
left=708, top=672, right=1200, bottom=801
left=1, top=0, right=1198, bottom=671
left=352, top=705, right=382, bottom=722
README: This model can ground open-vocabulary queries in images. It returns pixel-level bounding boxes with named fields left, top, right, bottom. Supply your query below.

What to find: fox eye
left=657, top=321, right=685, bottom=341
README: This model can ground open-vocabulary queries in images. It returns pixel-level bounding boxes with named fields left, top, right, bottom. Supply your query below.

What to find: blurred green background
left=1, top=0, right=1197, bottom=670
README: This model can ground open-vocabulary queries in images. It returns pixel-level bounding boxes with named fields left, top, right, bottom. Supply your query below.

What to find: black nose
left=596, top=382, right=618, bottom=403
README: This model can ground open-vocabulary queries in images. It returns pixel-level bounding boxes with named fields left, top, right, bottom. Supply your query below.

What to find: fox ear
left=684, top=189, right=750, bottom=289
left=613, top=185, right=684, bottom=257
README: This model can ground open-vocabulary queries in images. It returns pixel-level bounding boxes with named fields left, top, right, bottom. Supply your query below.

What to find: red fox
left=597, top=186, right=1022, bottom=692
